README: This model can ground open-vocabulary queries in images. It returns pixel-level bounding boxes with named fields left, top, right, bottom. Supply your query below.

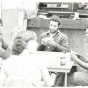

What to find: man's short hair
left=50, top=15, right=61, bottom=25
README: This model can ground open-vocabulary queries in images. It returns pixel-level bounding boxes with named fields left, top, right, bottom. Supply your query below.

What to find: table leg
left=64, top=73, right=67, bottom=87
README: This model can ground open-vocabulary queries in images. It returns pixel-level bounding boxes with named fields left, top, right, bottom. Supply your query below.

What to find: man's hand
left=41, top=38, right=47, bottom=46
left=41, top=37, right=55, bottom=46
left=47, top=40, right=56, bottom=47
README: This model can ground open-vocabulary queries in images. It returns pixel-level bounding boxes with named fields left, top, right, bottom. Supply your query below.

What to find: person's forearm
left=71, top=54, right=88, bottom=70
left=37, top=44, right=46, bottom=51
left=53, top=43, right=68, bottom=52
left=2, top=40, right=8, bottom=50
left=76, top=54, right=88, bottom=63
left=0, top=48, right=11, bottom=60
left=2, top=44, right=8, bottom=50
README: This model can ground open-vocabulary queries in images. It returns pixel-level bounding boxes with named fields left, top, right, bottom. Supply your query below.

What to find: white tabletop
left=35, top=51, right=73, bottom=73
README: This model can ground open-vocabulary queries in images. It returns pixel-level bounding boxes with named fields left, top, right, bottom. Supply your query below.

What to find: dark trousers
left=54, top=66, right=77, bottom=87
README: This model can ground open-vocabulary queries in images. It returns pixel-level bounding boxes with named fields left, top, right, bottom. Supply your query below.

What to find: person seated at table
left=0, top=30, right=54, bottom=87
left=37, top=15, right=69, bottom=86
left=66, top=53, right=88, bottom=86
left=37, top=15, right=68, bottom=52
left=67, top=28, right=88, bottom=86
left=55, top=28, right=88, bottom=86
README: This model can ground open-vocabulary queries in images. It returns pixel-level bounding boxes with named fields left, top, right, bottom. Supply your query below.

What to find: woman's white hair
left=12, top=30, right=37, bottom=55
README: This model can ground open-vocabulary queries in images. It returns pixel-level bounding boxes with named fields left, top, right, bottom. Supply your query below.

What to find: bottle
left=60, top=51, right=66, bottom=66
left=60, top=56, right=66, bottom=66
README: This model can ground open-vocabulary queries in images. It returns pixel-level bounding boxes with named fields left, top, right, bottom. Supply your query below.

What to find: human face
left=85, top=28, right=88, bottom=42
left=49, top=20, right=59, bottom=34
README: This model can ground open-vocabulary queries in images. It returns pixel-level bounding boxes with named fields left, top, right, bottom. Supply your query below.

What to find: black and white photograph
left=0, top=0, right=88, bottom=87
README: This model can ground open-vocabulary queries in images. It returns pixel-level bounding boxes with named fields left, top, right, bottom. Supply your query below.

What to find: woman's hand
left=71, top=50, right=79, bottom=55
left=70, top=53, right=78, bottom=61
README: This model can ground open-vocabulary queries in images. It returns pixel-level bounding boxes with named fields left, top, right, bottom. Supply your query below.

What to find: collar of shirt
left=47, top=30, right=60, bottom=38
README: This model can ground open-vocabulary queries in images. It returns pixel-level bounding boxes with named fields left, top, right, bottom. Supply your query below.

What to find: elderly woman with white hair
left=0, top=30, right=54, bottom=87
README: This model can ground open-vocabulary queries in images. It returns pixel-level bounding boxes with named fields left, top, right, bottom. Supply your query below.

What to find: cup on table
left=60, top=56, right=66, bottom=66
left=60, top=53, right=71, bottom=66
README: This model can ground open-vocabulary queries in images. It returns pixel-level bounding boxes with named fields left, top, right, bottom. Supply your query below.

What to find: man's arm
left=53, top=43, right=68, bottom=52
left=37, top=44, right=46, bottom=51
left=52, top=35, right=68, bottom=52
left=37, top=32, right=47, bottom=51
